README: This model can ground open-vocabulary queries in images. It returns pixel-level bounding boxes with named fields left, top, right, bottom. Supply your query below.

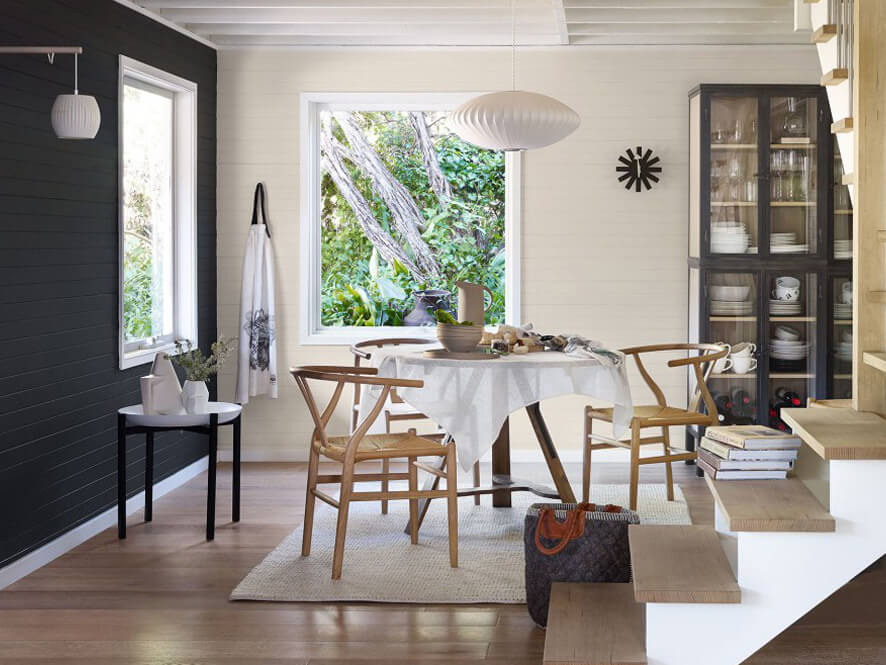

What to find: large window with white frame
left=118, top=56, right=197, bottom=369
left=300, top=93, right=521, bottom=344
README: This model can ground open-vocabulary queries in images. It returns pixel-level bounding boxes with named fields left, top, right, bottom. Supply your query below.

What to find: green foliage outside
left=320, top=111, right=506, bottom=327
left=122, top=166, right=156, bottom=341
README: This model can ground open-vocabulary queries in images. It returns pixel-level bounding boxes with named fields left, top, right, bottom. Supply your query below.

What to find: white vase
left=181, top=380, right=209, bottom=414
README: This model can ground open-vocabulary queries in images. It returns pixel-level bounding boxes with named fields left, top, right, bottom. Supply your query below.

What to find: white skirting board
left=0, top=455, right=209, bottom=590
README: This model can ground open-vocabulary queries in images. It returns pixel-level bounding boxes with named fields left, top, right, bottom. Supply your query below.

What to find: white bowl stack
left=710, top=285, right=752, bottom=316
left=711, top=221, right=750, bottom=254
left=769, top=339, right=810, bottom=360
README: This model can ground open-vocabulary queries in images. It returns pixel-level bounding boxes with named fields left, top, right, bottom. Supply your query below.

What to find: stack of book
left=697, top=425, right=802, bottom=480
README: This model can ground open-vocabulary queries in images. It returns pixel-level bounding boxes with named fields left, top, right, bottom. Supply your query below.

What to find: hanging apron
left=235, top=183, right=278, bottom=404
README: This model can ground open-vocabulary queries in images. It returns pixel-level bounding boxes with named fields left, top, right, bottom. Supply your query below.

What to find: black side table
left=117, top=402, right=242, bottom=540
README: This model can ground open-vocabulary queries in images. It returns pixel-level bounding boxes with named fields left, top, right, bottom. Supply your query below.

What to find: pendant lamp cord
left=74, top=52, right=79, bottom=95
left=511, top=0, right=516, bottom=90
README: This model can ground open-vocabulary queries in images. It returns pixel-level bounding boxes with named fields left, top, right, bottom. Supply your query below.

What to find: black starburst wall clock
left=616, top=146, right=661, bottom=192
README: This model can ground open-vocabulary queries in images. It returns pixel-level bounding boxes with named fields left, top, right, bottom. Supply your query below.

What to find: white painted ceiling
left=135, top=0, right=809, bottom=48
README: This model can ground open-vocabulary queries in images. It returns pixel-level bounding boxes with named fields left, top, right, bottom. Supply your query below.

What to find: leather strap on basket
left=534, top=503, right=623, bottom=556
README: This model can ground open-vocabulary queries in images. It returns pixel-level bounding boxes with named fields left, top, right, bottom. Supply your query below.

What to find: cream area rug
left=231, top=484, right=691, bottom=604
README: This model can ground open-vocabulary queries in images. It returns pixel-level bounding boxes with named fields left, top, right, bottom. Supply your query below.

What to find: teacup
left=842, top=281, right=853, bottom=305
left=773, top=276, right=801, bottom=301
left=713, top=357, right=733, bottom=374
left=732, top=356, right=757, bottom=374
left=731, top=342, right=756, bottom=357
left=842, top=330, right=853, bottom=344
left=772, top=286, right=800, bottom=301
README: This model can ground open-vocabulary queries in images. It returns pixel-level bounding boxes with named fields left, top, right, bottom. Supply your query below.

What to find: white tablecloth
left=359, top=347, right=633, bottom=471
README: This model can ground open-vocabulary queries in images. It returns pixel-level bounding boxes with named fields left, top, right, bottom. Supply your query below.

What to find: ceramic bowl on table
left=436, top=323, right=483, bottom=353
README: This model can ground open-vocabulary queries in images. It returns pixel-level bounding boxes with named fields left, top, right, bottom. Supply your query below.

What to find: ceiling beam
left=142, top=0, right=546, bottom=8
left=552, top=0, right=570, bottom=44
left=188, top=22, right=560, bottom=36
left=158, top=8, right=551, bottom=23
left=567, top=21, right=794, bottom=34
left=564, top=0, right=791, bottom=7
left=565, top=7, right=792, bottom=22
left=208, top=33, right=561, bottom=46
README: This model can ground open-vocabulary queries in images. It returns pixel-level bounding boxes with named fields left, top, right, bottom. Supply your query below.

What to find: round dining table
left=358, top=345, right=633, bottom=527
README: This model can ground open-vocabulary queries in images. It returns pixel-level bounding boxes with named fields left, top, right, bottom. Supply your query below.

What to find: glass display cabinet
left=687, top=84, right=851, bottom=452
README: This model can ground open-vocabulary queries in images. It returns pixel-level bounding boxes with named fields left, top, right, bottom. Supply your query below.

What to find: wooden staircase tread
left=705, top=476, right=835, bottom=532
left=821, top=68, right=849, bottom=86
left=812, top=24, right=837, bottom=43
left=781, top=407, right=886, bottom=460
left=543, top=583, right=646, bottom=665
left=863, top=351, right=886, bottom=373
left=628, top=525, right=740, bottom=604
left=831, top=117, right=853, bottom=133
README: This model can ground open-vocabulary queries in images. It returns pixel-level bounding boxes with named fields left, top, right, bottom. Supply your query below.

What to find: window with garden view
left=119, top=57, right=196, bottom=369
left=319, top=109, right=507, bottom=328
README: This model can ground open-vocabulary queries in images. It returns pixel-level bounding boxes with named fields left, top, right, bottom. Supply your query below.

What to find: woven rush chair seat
left=587, top=404, right=715, bottom=427
left=582, top=343, right=728, bottom=511
left=291, top=364, right=459, bottom=579
left=323, top=432, right=449, bottom=462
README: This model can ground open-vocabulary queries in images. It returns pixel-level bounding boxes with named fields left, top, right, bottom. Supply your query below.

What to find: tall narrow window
left=119, top=57, right=197, bottom=369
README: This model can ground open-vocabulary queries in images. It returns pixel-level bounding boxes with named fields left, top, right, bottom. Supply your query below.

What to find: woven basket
left=523, top=502, right=640, bottom=627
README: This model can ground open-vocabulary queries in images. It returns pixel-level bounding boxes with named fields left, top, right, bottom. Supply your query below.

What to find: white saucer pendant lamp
left=50, top=52, right=101, bottom=140
left=449, top=0, right=579, bottom=151
left=450, top=90, right=579, bottom=151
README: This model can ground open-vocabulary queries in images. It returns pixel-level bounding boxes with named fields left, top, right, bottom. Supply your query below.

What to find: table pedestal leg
left=526, top=402, right=576, bottom=503
left=491, top=418, right=511, bottom=507
left=144, top=431, right=154, bottom=522
left=117, top=414, right=127, bottom=539
left=207, top=413, right=218, bottom=541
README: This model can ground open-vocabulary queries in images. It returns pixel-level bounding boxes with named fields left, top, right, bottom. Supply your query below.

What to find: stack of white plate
left=712, top=221, right=750, bottom=254
left=711, top=300, right=753, bottom=315
left=833, top=302, right=852, bottom=320
left=770, top=232, right=809, bottom=254
left=770, top=339, right=810, bottom=360
left=834, top=239, right=852, bottom=259
left=709, top=285, right=752, bottom=316
left=770, top=299, right=802, bottom=315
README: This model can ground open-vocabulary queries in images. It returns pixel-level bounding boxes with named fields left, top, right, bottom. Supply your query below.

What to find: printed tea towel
left=235, top=183, right=278, bottom=403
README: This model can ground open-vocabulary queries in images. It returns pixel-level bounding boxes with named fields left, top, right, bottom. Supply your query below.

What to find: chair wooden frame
left=292, top=364, right=458, bottom=579
left=582, top=343, right=728, bottom=511
left=350, top=338, right=481, bottom=512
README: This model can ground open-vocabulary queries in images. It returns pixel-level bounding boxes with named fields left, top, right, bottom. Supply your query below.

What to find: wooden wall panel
left=0, top=0, right=217, bottom=567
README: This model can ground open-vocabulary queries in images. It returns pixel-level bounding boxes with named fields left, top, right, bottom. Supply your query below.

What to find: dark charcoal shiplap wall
left=0, top=0, right=217, bottom=567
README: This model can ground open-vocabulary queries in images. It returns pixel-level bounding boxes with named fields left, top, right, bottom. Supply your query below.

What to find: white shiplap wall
left=216, top=46, right=820, bottom=461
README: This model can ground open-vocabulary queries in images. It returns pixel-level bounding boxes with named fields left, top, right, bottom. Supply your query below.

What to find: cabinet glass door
left=710, top=95, right=759, bottom=255
left=831, top=274, right=852, bottom=398
left=769, top=96, right=819, bottom=255
left=766, top=271, right=817, bottom=430
left=833, top=135, right=852, bottom=260
left=707, top=272, right=758, bottom=425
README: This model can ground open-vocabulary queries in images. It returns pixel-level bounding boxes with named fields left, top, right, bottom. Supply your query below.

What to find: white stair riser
left=646, top=460, right=886, bottom=665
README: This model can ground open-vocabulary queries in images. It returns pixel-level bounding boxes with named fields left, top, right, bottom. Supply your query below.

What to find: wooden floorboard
left=0, top=461, right=883, bottom=664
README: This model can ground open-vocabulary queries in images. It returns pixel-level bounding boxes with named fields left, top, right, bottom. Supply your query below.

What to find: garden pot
left=182, top=380, right=210, bottom=414
left=403, top=289, right=451, bottom=327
